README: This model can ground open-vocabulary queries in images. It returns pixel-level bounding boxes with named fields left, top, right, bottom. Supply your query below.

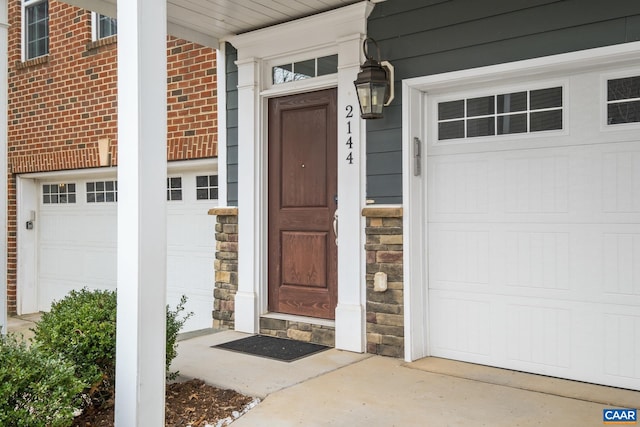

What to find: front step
left=259, top=316, right=335, bottom=347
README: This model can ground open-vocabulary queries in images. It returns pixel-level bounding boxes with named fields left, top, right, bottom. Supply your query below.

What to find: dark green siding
left=225, top=43, right=238, bottom=206
left=367, top=0, right=640, bottom=203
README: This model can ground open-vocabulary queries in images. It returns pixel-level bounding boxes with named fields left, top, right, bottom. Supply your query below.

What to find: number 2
left=345, top=105, right=353, bottom=118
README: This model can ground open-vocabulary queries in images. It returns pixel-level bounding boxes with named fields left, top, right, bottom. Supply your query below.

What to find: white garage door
left=426, top=66, right=640, bottom=390
left=37, top=168, right=218, bottom=332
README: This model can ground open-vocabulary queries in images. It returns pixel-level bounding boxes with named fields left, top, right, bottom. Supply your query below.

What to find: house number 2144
left=345, top=105, right=354, bottom=164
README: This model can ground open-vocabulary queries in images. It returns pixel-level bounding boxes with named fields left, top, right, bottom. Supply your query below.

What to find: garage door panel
left=602, top=150, right=640, bottom=213
left=37, top=173, right=217, bottom=332
left=505, top=303, right=571, bottom=369
left=426, top=73, right=640, bottom=389
left=430, top=292, right=493, bottom=358
left=603, top=313, right=640, bottom=381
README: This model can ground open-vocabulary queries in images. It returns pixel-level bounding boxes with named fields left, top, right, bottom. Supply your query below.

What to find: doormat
left=213, top=335, right=329, bottom=362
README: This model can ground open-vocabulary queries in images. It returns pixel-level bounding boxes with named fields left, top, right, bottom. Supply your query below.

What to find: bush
left=0, top=334, right=85, bottom=427
left=32, top=288, right=193, bottom=409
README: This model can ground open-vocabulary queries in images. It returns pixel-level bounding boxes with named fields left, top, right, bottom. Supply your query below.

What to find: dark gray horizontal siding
left=225, top=43, right=238, bottom=206
left=366, top=0, right=640, bottom=203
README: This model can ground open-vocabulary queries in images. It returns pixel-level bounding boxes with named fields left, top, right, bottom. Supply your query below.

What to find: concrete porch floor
left=173, top=331, right=639, bottom=427
left=7, top=318, right=638, bottom=426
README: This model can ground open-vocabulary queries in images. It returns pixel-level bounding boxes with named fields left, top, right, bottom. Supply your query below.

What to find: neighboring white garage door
left=425, top=65, right=640, bottom=390
left=36, top=166, right=218, bottom=332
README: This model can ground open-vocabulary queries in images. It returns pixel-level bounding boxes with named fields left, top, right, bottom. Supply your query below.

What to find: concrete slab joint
left=210, top=207, right=238, bottom=329
left=362, top=206, right=404, bottom=358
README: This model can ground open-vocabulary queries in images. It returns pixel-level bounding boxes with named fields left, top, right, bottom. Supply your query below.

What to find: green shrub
left=0, top=334, right=85, bottom=427
left=32, top=288, right=193, bottom=409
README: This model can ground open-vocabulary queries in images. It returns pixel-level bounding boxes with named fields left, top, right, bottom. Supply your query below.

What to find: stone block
left=369, top=218, right=383, bottom=227
left=365, top=226, right=402, bottom=235
left=382, top=217, right=402, bottom=227
left=366, top=312, right=377, bottom=323
left=215, top=223, right=223, bottom=233
left=368, top=288, right=403, bottom=304
left=216, top=251, right=238, bottom=260
left=217, top=241, right=238, bottom=252
left=366, top=250, right=376, bottom=264
left=366, top=332, right=382, bottom=344
left=378, top=344, right=404, bottom=358
left=366, top=234, right=380, bottom=244
left=215, top=232, right=228, bottom=242
left=367, top=323, right=404, bottom=337
left=381, top=335, right=404, bottom=348
left=376, top=251, right=403, bottom=263
left=287, top=329, right=312, bottom=342
left=386, top=281, right=404, bottom=290
left=222, top=224, right=238, bottom=234
left=367, top=301, right=402, bottom=315
left=311, top=327, right=335, bottom=347
left=376, top=313, right=404, bottom=327
left=215, top=270, right=231, bottom=282
left=367, top=342, right=378, bottom=354
left=260, top=317, right=287, bottom=330
left=379, top=234, right=403, bottom=245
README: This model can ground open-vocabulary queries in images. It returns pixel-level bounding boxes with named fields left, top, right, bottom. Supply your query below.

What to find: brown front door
left=268, top=89, right=338, bottom=319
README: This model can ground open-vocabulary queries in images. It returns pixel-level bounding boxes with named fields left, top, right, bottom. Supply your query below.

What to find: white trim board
left=402, top=40, right=640, bottom=363
left=227, top=1, right=374, bottom=353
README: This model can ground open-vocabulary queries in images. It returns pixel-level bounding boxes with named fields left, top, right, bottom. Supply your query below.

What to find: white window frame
left=22, top=0, right=49, bottom=61
left=91, top=12, right=117, bottom=41
left=601, top=68, right=640, bottom=130
left=195, top=174, right=218, bottom=201
left=433, top=83, right=567, bottom=144
left=166, top=176, right=182, bottom=201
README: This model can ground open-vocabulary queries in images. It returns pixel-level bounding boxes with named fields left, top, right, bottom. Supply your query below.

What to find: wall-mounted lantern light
left=353, top=37, right=394, bottom=119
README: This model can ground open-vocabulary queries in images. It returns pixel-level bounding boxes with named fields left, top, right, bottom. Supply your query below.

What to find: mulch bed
left=72, top=379, right=256, bottom=427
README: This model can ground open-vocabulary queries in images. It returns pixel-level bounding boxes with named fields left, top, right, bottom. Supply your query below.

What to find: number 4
left=346, top=152, right=353, bottom=164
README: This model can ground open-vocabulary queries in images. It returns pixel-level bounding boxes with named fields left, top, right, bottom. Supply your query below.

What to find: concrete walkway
left=173, top=331, right=639, bottom=427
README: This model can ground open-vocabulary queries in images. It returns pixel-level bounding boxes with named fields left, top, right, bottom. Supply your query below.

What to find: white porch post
left=234, top=57, right=260, bottom=333
left=335, top=34, right=367, bottom=352
left=0, top=0, right=7, bottom=336
left=114, top=0, right=167, bottom=424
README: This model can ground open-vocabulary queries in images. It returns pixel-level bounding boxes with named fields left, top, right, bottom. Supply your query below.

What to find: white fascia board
left=60, top=0, right=219, bottom=48
left=167, top=21, right=218, bottom=49
left=63, top=0, right=116, bottom=17
left=226, top=1, right=373, bottom=60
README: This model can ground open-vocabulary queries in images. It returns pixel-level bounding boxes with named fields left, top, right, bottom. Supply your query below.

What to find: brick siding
left=6, top=1, right=217, bottom=313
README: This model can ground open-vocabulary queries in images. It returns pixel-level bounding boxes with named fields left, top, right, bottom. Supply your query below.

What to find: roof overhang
left=60, top=0, right=378, bottom=49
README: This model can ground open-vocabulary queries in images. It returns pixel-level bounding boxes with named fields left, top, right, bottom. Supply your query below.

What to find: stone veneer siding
left=362, top=206, right=404, bottom=358
left=209, top=207, right=238, bottom=330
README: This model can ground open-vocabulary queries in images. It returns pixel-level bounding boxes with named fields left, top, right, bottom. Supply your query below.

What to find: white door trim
left=228, top=1, right=373, bottom=352
left=402, top=40, right=640, bottom=362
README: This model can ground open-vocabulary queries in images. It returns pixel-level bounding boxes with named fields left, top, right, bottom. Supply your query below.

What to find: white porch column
left=114, top=0, right=167, bottom=425
left=0, top=0, right=7, bottom=336
left=234, top=57, right=260, bottom=333
left=335, top=34, right=367, bottom=352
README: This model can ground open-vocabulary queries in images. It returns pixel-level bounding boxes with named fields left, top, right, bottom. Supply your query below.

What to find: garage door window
left=196, top=175, right=218, bottom=200
left=43, top=183, right=76, bottom=204
left=87, top=180, right=117, bottom=203
left=607, top=75, right=640, bottom=125
left=167, top=177, right=182, bottom=201
left=438, top=86, right=563, bottom=140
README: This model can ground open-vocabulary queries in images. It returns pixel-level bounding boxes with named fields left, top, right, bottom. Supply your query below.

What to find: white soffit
left=59, top=0, right=367, bottom=49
